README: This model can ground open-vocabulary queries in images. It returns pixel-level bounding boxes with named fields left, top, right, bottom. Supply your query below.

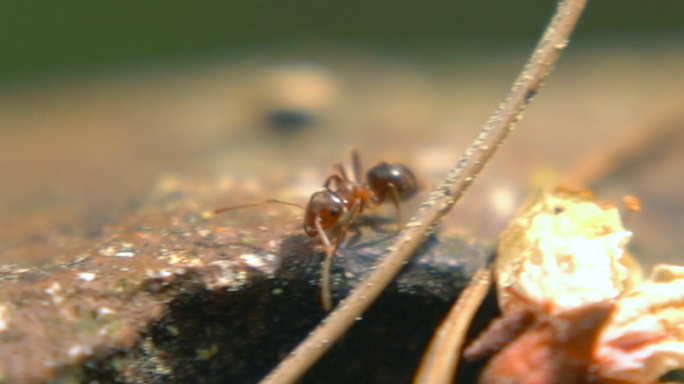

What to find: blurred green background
left=1, top=0, right=683, bottom=85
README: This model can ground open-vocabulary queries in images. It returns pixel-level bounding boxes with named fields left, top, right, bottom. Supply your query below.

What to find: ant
left=214, top=147, right=419, bottom=310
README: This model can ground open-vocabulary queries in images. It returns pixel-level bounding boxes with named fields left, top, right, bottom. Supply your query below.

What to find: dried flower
left=496, top=188, right=638, bottom=315
left=594, top=264, right=684, bottom=382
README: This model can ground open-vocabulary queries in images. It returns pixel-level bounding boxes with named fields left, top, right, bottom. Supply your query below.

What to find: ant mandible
left=214, top=147, right=419, bottom=310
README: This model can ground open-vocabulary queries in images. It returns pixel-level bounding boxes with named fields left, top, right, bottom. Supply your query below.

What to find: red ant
left=214, top=147, right=419, bottom=310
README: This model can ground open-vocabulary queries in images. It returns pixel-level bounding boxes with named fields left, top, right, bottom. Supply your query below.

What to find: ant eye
left=553, top=206, right=564, bottom=215
left=330, top=206, right=341, bottom=216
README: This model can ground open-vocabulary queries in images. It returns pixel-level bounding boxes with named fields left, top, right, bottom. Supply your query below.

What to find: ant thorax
left=495, top=189, right=636, bottom=315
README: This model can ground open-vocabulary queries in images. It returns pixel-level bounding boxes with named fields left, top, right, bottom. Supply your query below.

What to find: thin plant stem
left=258, top=1, right=590, bottom=383
left=413, top=266, right=494, bottom=384
left=562, top=101, right=684, bottom=188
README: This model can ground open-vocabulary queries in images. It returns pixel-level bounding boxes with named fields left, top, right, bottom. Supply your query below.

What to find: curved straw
left=413, top=267, right=494, bottom=384
left=259, top=1, right=590, bottom=383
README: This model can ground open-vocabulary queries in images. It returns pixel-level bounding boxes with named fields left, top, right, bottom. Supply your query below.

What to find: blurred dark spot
left=660, top=369, right=684, bottom=383
left=268, top=109, right=315, bottom=130
left=84, top=210, right=112, bottom=238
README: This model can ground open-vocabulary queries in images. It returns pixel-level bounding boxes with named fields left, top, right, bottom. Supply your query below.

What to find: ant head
left=366, top=162, right=419, bottom=202
left=303, top=189, right=347, bottom=237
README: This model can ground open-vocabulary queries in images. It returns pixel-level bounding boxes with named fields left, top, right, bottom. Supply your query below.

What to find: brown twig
left=562, top=101, right=684, bottom=188
left=413, top=266, right=494, bottom=384
left=258, top=1, right=590, bottom=383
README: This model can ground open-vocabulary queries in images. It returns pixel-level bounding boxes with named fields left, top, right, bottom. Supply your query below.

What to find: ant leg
left=334, top=200, right=362, bottom=250
left=387, top=183, right=403, bottom=230
left=214, top=199, right=305, bottom=214
left=350, top=147, right=363, bottom=183
left=316, top=201, right=361, bottom=311
left=334, top=162, right=350, bottom=182
left=314, top=217, right=336, bottom=311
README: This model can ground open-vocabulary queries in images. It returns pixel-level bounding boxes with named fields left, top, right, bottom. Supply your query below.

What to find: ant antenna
left=214, top=199, right=305, bottom=214
left=332, top=147, right=363, bottom=182
left=333, top=162, right=350, bottom=181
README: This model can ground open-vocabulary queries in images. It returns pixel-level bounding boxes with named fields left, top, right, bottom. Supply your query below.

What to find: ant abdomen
left=366, top=162, right=419, bottom=203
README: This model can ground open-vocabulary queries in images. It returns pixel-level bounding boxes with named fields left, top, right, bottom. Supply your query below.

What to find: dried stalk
left=562, top=101, right=684, bottom=188
left=413, top=267, right=494, bottom=384
left=258, top=1, right=589, bottom=383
